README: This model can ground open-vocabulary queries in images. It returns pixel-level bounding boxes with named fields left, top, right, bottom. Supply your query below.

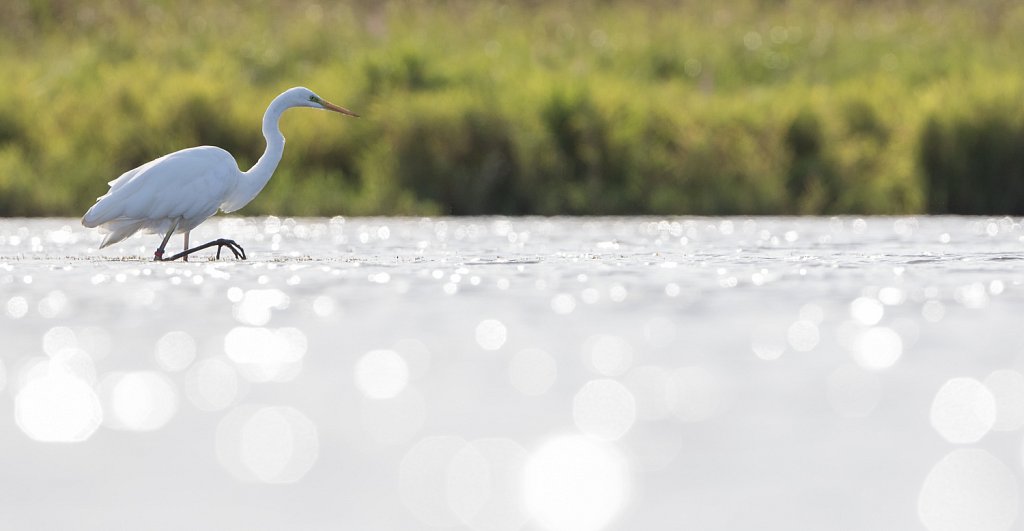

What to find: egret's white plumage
left=82, top=86, right=357, bottom=260
left=83, top=147, right=235, bottom=247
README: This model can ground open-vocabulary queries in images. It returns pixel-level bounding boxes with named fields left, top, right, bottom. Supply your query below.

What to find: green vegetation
left=1, top=0, right=1023, bottom=216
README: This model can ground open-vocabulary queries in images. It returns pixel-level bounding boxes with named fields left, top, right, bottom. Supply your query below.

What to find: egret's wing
left=96, top=219, right=146, bottom=248
left=82, top=146, right=239, bottom=230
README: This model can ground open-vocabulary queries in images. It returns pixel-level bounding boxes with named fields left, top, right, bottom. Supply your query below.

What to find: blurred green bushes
left=1, top=0, right=1023, bottom=216
left=921, top=97, right=1024, bottom=214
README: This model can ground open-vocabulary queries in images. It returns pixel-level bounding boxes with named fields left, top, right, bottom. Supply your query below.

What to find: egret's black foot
left=158, top=239, right=247, bottom=261
left=214, top=239, right=246, bottom=260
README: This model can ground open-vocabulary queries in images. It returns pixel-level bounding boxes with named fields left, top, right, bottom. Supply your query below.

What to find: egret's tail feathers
left=82, top=201, right=115, bottom=228
left=81, top=210, right=101, bottom=228
left=98, top=219, right=145, bottom=248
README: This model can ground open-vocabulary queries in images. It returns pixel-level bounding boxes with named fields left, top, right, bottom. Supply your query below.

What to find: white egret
left=82, top=87, right=358, bottom=261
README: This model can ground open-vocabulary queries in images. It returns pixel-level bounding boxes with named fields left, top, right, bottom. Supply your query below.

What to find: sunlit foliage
left=1, top=0, right=1023, bottom=215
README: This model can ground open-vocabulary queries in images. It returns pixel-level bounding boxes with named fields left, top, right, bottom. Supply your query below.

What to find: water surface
left=1, top=216, right=1022, bottom=531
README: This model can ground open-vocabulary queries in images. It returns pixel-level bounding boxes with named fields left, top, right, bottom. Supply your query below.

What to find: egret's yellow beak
left=321, top=100, right=359, bottom=117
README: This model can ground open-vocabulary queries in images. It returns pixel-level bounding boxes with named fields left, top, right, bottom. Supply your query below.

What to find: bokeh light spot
left=312, top=295, right=336, bottom=317
left=850, top=297, right=884, bottom=325
left=6, top=296, right=28, bottom=318
left=922, top=300, right=945, bottom=322
left=103, top=371, right=178, bottom=431
left=624, top=366, right=674, bottom=421
left=476, top=319, right=508, bottom=351
left=155, top=331, right=197, bottom=372
left=851, top=326, right=903, bottom=370
left=583, top=335, right=634, bottom=376
left=15, top=369, right=102, bottom=442
left=550, top=293, right=577, bottom=315
left=919, top=449, right=1018, bottom=531
left=232, top=288, right=289, bottom=326
left=37, top=290, right=68, bottom=318
left=572, top=379, right=636, bottom=441
left=523, top=434, right=630, bottom=531
left=786, top=320, right=819, bottom=352
left=750, top=324, right=786, bottom=361
left=400, top=436, right=468, bottom=527
left=185, top=357, right=241, bottom=412
left=798, top=303, right=824, bottom=324
left=878, top=286, right=905, bottom=305
left=394, top=338, right=432, bottom=381
left=42, top=326, right=77, bottom=357
left=354, top=349, right=409, bottom=399
left=224, top=326, right=307, bottom=382
left=446, top=438, right=529, bottom=531
left=608, top=284, right=628, bottom=302
left=983, top=370, right=1024, bottom=431
left=46, top=347, right=96, bottom=385
left=930, top=378, right=996, bottom=444
left=217, top=405, right=319, bottom=484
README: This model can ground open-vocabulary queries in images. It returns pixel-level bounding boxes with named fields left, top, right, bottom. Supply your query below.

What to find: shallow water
left=2, top=216, right=1023, bottom=531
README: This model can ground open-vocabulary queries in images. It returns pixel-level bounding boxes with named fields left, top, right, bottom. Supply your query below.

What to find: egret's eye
left=309, top=95, right=319, bottom=103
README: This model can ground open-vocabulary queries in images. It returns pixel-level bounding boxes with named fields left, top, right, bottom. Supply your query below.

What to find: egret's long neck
left=225, top=95, right=290, bottom=212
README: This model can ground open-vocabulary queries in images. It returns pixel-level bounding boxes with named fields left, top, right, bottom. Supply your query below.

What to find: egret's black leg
left=153, top=222, right=178, bottom=261
left=182, top=231, right=190, bottom=262
left=159, top=239, right=246, bottom=261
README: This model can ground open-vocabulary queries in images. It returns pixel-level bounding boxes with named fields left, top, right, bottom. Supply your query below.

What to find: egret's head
left=285, top=86, right=359, bottom=117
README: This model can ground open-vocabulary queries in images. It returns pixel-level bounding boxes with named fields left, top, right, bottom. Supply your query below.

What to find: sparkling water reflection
left=2, top=216, right=1024, bottom=530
